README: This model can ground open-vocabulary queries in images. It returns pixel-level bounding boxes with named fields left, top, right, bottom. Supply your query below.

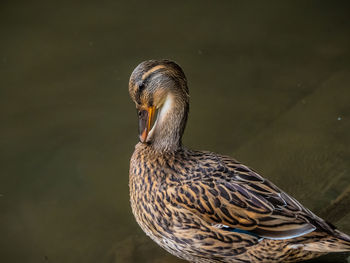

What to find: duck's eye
left=138, top=83, right=145, bottom=92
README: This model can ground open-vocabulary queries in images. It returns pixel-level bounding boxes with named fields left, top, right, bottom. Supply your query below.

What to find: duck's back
left=129, top=143, right=350, bottom=262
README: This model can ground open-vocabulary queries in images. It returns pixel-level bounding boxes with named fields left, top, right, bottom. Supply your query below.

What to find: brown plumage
left=128, top=59, right=350, bottom=263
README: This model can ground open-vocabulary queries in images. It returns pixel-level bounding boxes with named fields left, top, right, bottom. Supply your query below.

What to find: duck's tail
left=296, top=230, right=350, bottom=253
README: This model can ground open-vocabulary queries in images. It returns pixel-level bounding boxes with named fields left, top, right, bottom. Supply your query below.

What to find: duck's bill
left=138, top=106, right=156, bottom=143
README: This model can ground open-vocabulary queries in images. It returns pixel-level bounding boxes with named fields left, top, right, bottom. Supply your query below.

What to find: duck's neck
left=149, top=93, right=189, bottom=153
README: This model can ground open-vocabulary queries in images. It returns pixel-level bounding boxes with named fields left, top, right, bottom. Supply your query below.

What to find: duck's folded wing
left=167, top=162, right=320, bottom=240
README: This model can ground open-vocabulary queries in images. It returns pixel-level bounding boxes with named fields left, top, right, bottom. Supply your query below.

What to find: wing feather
left=168, top=153, right=323, bottom=240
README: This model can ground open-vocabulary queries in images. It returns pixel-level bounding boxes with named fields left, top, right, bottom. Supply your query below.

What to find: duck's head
left=129, top=60, right=189, bottom=152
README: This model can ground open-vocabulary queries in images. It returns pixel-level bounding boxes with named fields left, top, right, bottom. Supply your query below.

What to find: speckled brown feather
left=129, top=60, right=350, bottom=263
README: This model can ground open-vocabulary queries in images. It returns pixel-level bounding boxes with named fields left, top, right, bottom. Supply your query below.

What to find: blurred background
left=1, top=1, right=350, bottom=262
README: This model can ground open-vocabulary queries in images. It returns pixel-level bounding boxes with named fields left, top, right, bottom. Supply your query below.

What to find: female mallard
left=128, top=60, right=350, bottom=263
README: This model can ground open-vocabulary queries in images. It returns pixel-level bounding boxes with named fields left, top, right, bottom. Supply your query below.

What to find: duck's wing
left=168, top=153, right=332, bottom=240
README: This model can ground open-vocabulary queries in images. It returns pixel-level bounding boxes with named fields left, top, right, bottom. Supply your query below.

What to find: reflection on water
left=1, top=1, right=350, bottom=262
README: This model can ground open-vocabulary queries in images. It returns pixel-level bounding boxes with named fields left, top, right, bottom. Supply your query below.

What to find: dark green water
left=1, top=1, right=350, bottom=262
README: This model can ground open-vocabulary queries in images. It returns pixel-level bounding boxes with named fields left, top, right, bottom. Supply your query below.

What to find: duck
left=128, top=59, right=350, bottom=263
